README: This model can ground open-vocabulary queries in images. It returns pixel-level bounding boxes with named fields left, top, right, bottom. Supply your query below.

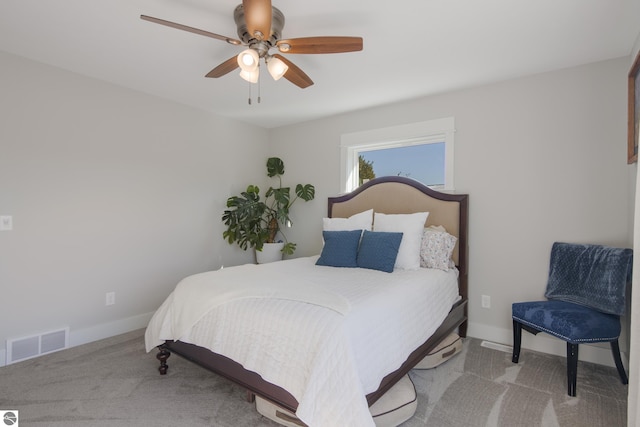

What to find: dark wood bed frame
left=155, top=176, right=469, bottom=414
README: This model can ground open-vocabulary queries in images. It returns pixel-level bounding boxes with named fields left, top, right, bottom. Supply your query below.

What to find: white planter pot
left=255, top=242, right=284, bottom=264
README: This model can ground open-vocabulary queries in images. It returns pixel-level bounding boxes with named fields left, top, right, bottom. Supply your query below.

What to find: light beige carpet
left=0, top=329, right=627, bottom=426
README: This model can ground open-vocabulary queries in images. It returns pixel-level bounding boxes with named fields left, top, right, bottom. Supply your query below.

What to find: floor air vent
left=480, top=340, right=513, bottom=353
left=6, top=327, right=69, bottom=364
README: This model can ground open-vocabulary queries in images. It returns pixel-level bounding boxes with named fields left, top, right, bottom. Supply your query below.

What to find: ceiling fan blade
left=205, top=56, right=240, bottom=78
left=242, top=0, right=272, bottom=41
left=273, top=54, right=313, bottom=89
left=140, top=15, right=242, bottom=45
left=276, top=37, right=363, bottom=54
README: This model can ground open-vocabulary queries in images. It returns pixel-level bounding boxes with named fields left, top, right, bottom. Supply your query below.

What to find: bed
left=145, top=176, right=468, bottom=427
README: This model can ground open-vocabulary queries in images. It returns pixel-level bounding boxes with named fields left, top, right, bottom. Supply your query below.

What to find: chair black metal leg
left=512, top=320, right=522, bottom=363
left=567, top=343, right=579, bottom=397
left=610, top=340, right=628, bottom=385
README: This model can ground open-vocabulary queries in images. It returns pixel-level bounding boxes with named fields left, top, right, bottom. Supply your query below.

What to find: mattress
left=145, top=256, right=459, bottom=427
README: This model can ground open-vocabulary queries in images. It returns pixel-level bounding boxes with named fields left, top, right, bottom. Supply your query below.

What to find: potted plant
left=222, top=157, right=315, bottom=262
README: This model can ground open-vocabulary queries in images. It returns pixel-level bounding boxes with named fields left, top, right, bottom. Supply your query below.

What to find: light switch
left=0, top=216, right=12, bottom=231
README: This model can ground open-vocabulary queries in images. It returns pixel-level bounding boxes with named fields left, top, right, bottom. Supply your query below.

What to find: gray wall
left=0, top=50, right=634, bottom=367
left=270, top=57, right=632, bottom=364
left=0, top=51, right=268, bottom=362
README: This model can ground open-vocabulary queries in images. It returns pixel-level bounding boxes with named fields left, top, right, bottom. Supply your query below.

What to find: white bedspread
left=145, top=256, right=459, bottom=427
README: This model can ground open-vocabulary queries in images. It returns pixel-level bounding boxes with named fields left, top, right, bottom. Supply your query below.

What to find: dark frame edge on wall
left=628, top=50, right=640, bottom=164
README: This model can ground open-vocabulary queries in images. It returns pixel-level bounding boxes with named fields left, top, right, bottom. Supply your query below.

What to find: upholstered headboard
left=328, top=176, right=469, bottom=301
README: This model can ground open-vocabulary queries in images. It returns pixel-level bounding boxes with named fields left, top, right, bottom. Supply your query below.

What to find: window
left=359, top=142, right=445, bottom=188
left=340, top=118, right=455, bottom=193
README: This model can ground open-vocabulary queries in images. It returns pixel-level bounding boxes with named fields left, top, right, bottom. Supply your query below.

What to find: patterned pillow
left=420, top=227, right=457, bottom=271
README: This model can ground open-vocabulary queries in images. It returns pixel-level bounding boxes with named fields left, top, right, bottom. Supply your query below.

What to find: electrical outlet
left=0, top=216, right=13, bottom=231
left=481, top=295, right=491, bottom=309
left=106, top=292, right=115, bottom=306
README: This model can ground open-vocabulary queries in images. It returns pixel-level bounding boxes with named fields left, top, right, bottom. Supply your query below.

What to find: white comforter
left=145, top=256, right=459, bottom=427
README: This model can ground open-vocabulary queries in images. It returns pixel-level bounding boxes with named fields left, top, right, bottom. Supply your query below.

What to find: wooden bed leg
left=246, top=390, right=256, bottom=403
left=156, top=345, right=171, bottom=375
left=458, top=320, right=468, bottom=338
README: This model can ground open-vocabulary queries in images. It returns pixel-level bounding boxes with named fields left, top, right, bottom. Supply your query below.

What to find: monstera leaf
left=221, top=157, right=315, bottom=257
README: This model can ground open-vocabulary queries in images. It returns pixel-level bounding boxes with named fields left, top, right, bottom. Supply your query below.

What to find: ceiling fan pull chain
left=248, top=80, right=252, bottom=105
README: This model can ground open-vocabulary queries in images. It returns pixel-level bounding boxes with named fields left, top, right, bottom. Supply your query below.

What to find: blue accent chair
left=511, top=242, right=633, bottom=396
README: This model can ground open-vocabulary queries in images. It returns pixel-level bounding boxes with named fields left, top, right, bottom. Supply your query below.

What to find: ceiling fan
left=141, top=0, right=363, bottom=89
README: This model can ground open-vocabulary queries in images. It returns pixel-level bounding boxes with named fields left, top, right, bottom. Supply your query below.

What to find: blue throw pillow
left=316, top=230, right=362, bottom=268
left=357, top=230, right=403, bottom=273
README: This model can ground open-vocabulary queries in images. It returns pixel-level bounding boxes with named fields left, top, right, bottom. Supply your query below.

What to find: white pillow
left=373, top=212, right=429, bottom=270
left=323, top=209, right=373, bottom=231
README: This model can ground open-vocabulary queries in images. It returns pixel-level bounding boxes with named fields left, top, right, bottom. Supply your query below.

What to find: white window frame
left=340, top=117, right=455, bottom=193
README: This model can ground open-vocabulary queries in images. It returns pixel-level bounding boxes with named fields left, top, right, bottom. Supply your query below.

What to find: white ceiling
left=1, top=0, right=639, bottom=129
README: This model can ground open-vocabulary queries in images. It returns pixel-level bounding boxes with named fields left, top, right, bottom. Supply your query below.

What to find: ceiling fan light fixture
left=237, top=49, right=259, bottom=72
left=278, top=43, right=291, bottom=53
left=239, top=68, right=259, bottom=83
left=140, top=7, right=361, bottom=90
left=267, top=56, right=289, bottom=81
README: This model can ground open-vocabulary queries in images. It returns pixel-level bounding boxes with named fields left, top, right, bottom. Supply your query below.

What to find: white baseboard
left=69, top=311, right=155, bottom=348
left=467, top=321, right=624, bottom=368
